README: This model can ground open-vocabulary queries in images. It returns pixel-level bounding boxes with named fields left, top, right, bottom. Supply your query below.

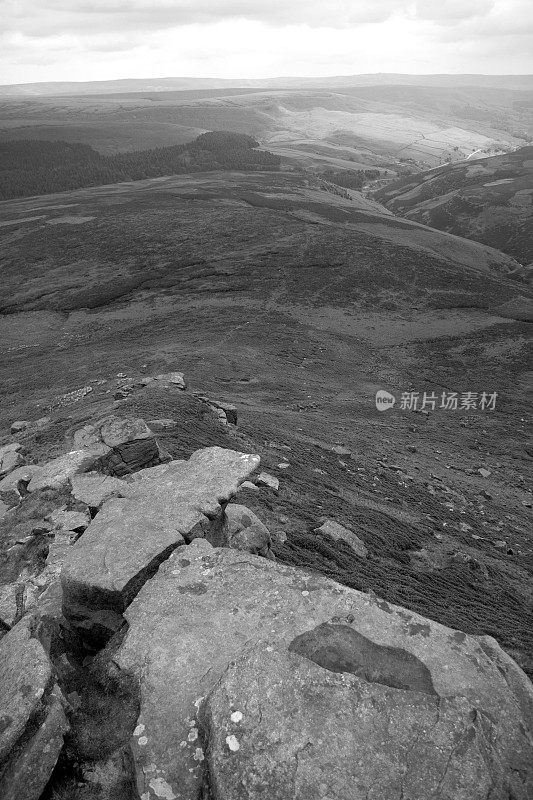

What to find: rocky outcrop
left=114, top=544, right=533, bottom=800
left=314, top=519, right=368, bottom=557
left=61, top=447, right=260, bottom=644
left=221, top=504, right=273, bottom=558
left=0, top=617, right=68, bottom=800
left=73, top=415, right=169, bottom=477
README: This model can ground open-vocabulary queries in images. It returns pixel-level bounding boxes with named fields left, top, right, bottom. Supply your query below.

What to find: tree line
left=0, top=132, right=281, bottom=200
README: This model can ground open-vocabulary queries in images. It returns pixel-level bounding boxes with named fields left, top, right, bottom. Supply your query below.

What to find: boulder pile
left=0, top=376, right=532, bottom=800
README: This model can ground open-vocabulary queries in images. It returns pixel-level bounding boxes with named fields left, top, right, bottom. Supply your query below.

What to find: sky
left=1, top=0, right=532, bottom=85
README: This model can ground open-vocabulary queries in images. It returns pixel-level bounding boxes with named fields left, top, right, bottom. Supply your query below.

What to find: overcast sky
left=1, top=0, right=532, bottom=85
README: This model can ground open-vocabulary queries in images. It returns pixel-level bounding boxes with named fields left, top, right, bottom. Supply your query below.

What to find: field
left=1, top=168, right=532, bottom=677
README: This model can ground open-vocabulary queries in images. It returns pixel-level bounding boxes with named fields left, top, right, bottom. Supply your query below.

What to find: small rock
left=332, top=445, right=351, bottom=456
left=221, top=504, right=272, bottom=558
left=480, top=489, right=492, bottom=500
left=494, top=540, right=507, bottom=549
left=315, top=519, right=368, bottom=558
left=278, top=463, right=290, bottom=469
left=152, top=372, right=187, bottom=389
left=146, top=419, right=176, bottom=432
left=237, top=481, right=258, bottom=492
left=10, top=421, right=29, bottom=435
left=478, top=468, right=491, bottom=478
left=256, top=472, right=279, bottom=492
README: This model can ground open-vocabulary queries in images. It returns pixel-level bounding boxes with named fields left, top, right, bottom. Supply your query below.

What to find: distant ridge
left=1, top=73, right=533, bottom=97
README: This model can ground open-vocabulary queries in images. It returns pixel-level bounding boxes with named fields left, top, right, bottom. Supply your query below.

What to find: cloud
left=0, top=0, right=531, bottom=83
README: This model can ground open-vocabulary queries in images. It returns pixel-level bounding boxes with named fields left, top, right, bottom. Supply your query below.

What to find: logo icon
left=375, top=390, right=396, bottom=411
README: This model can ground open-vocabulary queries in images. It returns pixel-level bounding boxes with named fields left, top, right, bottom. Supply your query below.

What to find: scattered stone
left=522, top=500, right=532, bottom=508
left=114, top=547, right=533, bottom=800
left=494, top=540, right=508, bottom=549
left=256, top=472, right=279, bottom=492
left=478, top=468, right=491, bottom=478
left=70, top=472, right=128, bottom=509
left=152, top=372, right=187, bottom=389
left=57, top=386, right=93, bottom=406
left=480, top=489, right=493, bottom=500
left=407, top=445, right=418, bottom=453
left=146, top=418, right=176, bottom=432
left=0, top=617, right=68, bottom=800
left=61, top=447, right=260, bottom=644
left=278, top=462, right=290, bottom=469
left=27, top=450, right=100, bottom=493
left=0, top=447, right=24, bottom=478
left=10, top=421, right=29, bottom=435
left=237, top=481, right=258, bottom=492
left=315, top=519, right=368, bottom=558
left=332, top=445, right=351, bottom=456
left=221, top=504, right=272, bottom=558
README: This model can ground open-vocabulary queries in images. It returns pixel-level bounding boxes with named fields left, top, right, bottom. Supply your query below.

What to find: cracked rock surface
left=114, top=545, right=533, bottom=800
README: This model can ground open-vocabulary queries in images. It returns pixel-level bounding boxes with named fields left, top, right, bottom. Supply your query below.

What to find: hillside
left=375, top=146, right=533, bottom=267
left=0, top=164, right=532, bottom=798
left=1, top=83, right=531, bottom=171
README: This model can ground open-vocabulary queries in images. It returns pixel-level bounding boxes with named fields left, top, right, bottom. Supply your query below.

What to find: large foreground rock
left=115, top=545, right=533, bottom=800
left=202, top=640, right=531, bottom=800
left=61, top=448, right=260, bottom=643
left=0, top=618, right=68, bottom=800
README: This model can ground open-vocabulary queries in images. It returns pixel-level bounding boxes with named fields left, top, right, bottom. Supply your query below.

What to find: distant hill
left=374, top=146, right=533, bottom=267
left=1, top=74, right=533, bottom=97
left=0, top=132, right=280, bottom=199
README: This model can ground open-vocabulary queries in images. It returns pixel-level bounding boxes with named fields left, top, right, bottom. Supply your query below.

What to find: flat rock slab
left=202, top=641, right=532, bottom=800
left=61, top=447, right=260, bottom=641
left=115, top=546, right=533, bottom=800
left=315, top=519, right=368, bottom=558
left=27, top=450, right=100, bottom=492
left=70, top=472, right=128, bottom=508
left=0, top=618, right=68, bottom=800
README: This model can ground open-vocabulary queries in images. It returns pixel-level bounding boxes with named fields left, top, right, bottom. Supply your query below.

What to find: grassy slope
left=375, top=146, right=533, bottom=265
left=0, top=170, right=532, bottom=675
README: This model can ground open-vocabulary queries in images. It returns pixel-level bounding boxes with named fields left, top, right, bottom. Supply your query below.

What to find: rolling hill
left=375, top=146, right=533, bottom=268
left=1, top=82, right=531, bottom=171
